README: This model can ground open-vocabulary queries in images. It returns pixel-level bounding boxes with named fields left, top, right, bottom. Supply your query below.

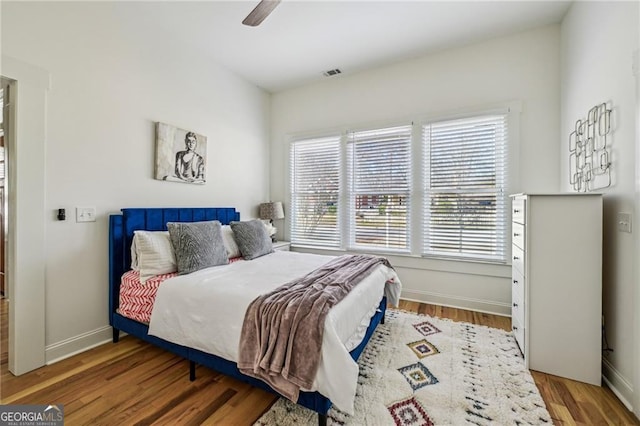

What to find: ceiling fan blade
left=242, top=0, right=281, bottom=27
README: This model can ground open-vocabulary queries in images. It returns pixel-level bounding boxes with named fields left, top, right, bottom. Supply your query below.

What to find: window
left=289, top=111, right=509, bottom=264
left=423, top=115, right=507, bottom=261
left=347, top=125, right=411, bottom=251
left=289, top=135, right=341, bottom=248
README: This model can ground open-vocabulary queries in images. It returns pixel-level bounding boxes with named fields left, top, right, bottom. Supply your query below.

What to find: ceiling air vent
left=323, top=68, right=342, bottom=77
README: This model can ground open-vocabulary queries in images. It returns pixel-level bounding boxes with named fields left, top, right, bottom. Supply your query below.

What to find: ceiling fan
left=242, top=0, right=281, bottom=27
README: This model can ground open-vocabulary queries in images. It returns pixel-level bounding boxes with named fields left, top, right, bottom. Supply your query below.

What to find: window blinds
left=423, top=115, right=507, bottom=261
left=347, top=125, right=412, bottom=251
left=290, top=135, right=341, bottom=248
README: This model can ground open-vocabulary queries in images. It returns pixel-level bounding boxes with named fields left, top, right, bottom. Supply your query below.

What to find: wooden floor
left=1, top=299, right=638, bottom=425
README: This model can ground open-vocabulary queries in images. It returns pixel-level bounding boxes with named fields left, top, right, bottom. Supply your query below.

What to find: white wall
left=2, top=2, right=270, bottom=364
left=560, top=1, right=639, bottom=411
left=270, top=26, right=561, bottom=315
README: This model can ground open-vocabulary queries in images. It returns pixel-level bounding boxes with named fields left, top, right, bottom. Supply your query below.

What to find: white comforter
left=148, top=250, right=401, bottom=414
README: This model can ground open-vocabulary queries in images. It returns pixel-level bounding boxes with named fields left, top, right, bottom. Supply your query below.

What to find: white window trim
left=286, top=101, right=522, bottom=266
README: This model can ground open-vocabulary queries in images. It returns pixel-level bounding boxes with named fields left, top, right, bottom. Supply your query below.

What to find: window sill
left=291, top=245, right=510, bottom=278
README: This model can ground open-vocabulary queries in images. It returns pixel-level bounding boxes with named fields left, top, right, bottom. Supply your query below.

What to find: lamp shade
left=259, top=202, right=285, bottom=220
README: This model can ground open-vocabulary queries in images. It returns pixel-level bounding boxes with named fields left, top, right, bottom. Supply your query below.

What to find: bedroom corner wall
left=270, top=25, right=561, bottom=316
left=1, top=3, right=271, bottom=366
left=560, top=1, right=640, bottom=413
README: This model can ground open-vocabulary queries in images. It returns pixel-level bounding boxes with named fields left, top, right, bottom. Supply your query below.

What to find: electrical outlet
left=76, top=207, right=96, bottom=223
left=617, top=212, right=632, bottom=233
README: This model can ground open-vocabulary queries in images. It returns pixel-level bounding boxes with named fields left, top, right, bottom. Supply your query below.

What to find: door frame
left=1, top=55, right=49, bottom=375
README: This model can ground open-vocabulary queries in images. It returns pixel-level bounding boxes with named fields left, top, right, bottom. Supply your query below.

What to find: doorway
left=1, top=56, right=48, bottom=377
left=0, top=81, right=6, bottom=371
left=0, top=79, right=10, bottom=374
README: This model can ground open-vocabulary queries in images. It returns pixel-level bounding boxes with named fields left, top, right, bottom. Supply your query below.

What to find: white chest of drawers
left=511, top=193, right=602, bottom=385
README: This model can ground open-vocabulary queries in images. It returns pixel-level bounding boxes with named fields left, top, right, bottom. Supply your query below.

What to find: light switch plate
left=76, top=207, right=96, bottom=223
left=617, top=212, right=632, bottom=233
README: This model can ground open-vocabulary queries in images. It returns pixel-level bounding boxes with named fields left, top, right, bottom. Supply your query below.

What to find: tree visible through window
left=423, top=115, right=507, bottom=261
left=347, top=125, right=411, bottom=251
left=289, top=112, right=508, bottom=263
left=289, top=136, right=341, bottom=248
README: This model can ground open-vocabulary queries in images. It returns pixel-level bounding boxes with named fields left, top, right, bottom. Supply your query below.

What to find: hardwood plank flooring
left=1, top=299, right=637, bottom=425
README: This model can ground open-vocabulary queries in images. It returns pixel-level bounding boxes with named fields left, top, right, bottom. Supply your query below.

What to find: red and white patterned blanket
left=119, top=270, right=177, bottom=323
left=119, top=257, right=244, bottom=323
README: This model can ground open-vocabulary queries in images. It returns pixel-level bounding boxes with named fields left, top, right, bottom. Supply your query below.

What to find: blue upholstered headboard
left=108, top=207, right=240, bottom=325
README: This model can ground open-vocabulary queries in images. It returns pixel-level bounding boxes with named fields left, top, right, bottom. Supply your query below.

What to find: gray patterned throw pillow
left=167, top=220, right=229, bottom=275
left=230, top=220, right=274, bottom=260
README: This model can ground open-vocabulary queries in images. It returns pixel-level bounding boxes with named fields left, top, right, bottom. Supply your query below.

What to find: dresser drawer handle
left=512, top=325, right=518, bottom=331
left=513, top=233, right=520, bottom=237
left=513, top=256, right=519, bottom=260
left=512, top=302, right=518, bottom=307
left=514, top=209, right=521, bottom=213
left=513, top=279, right=518, bottom=284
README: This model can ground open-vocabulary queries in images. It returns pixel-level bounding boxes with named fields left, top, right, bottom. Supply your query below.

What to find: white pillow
left=132, top=230, right=177, bottom=283
left=131, top=237, right=140, bottom=270
left=221, top=225, right=241, bottom=259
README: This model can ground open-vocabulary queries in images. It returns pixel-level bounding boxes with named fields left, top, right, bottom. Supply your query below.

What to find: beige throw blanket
left=237, top=254, right=392, bottom=403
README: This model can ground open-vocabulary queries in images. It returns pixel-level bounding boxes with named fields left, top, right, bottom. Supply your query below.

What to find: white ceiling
left=119, top=1, right=571, bottom=93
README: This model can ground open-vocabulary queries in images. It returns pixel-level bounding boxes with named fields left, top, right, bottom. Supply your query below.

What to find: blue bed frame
left=108, top=207, right=387, bottom=425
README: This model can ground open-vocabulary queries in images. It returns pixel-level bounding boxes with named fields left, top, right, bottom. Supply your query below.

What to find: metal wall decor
left=569, top=103, right=611, bottom=192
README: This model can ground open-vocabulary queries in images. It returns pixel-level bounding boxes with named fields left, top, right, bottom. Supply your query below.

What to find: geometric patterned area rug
left=255, top=309, right=552, bottom=425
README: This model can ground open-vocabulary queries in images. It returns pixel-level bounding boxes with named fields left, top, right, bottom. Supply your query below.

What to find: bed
left=109, top=207, right=396, bottom=425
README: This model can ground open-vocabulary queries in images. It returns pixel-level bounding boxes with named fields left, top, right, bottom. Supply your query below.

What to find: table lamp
left=259, top=201, right=285, bottom=242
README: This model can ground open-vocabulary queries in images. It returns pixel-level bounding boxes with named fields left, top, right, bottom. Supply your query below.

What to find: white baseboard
left=45, top=292, right=509, bottom=366
left=45, top=326, right=114, bottom=365
left=400, top=289, right=511, bottom=317
left=43, top=292, right=508, bottom=367
left=602, top=358, right=634, bottom=411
